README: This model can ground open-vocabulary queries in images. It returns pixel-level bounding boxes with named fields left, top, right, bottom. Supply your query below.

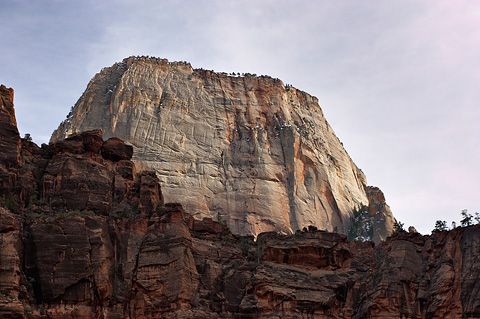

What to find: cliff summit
left=51, top=56, right=395, bottom=242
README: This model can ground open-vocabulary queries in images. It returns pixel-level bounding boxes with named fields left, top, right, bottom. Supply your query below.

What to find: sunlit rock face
left=51, top=56, right=395, bottom=241
left=3, top=86, right=480, bottom=318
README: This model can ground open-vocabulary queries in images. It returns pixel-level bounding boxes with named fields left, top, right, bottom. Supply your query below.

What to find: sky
left=1, top=0, right=479, bottom=234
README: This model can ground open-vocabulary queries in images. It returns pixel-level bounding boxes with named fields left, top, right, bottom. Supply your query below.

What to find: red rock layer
left=2, top=205, right=480, bottom=318
left=1, top=85, right=480, bottom=318
left=0, top=86, right=20, bottom=168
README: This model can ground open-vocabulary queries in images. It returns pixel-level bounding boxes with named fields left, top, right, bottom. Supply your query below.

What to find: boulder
left=101, top=137, right=133, bottom=162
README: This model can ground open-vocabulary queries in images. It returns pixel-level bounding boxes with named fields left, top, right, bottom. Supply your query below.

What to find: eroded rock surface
left=0, top=85, right=20, bottom=169
left=50, top=57, right=395, bottom=241
left=3, top=205, right=480, bottom=318
left=1, top=87, right=480, bottom=318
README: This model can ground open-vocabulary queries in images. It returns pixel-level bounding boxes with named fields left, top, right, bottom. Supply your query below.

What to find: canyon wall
left=50, top=57, right=395, bottom=242
left=3, top=202, right=480, bottom=319
left=2, top=85, right=480, bottom=318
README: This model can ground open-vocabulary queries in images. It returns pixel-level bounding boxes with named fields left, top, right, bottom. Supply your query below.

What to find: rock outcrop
left=0, top=85, right=20, bottom=169
left=50, top=56, right=395, bottom=242
left=3, top=204, right=480, bottom=318
left=0, top=86, right=163, bottom=221
left=1, top=85, right=480, bottom=318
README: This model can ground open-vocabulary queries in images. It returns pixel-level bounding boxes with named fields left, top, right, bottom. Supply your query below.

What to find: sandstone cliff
left=2, top=85, right=480, bottom=318
left=0, top=85, right=20, bottom=169
left=1, top=88, right=163, bottom=219
left=50, top=56, right=395, bottom=242
left=3, top=201, right=480, bottom=318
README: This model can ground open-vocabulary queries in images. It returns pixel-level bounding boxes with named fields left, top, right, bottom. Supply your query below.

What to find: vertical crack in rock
left=2, top=83, right=480, bottom=317
left=50, top=56, right=395, bottom=241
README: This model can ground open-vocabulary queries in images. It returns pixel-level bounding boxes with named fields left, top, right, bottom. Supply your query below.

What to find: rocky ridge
left=6, top=203, right=480, bottom=319
left=50, top=56, right=395, bottom=242
left=3, top=86, right=480, bottom=318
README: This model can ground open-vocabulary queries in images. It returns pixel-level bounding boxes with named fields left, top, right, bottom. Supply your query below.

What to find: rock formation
left=4, top=202, right=480, bottom=318
left=0, top=85, right=20, bottom=169
left=2, top=85, right=480, bottom=318
left=0, top=89, right=163, bottom=219
left=50, top=56, right=395, bottom=242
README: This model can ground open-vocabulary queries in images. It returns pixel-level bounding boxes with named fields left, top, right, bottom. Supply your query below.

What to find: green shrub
left=460, top=209, right=473, bottom=227
left=23, top=133, right=32, bottom=142
left=0, top=197, right=16, bottom=213
left=393, top=220, right=406, bottom=233
left=110, top=206, right=138, bottom=220
left=348, top=205, right=373, bottom=241
left=433, top=220, right=448, bottom=232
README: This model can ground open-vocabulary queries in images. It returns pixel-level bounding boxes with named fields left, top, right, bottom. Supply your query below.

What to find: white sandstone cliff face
left=51, top=56, right=395, bottom=241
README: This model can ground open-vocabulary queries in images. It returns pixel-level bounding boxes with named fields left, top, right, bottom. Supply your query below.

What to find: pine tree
left=433, top=220, right=448, bottom=232
left=460, top=209, right=473, bottom=227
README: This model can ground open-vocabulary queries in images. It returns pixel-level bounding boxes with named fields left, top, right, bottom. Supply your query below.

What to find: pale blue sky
left=1, top=0, right=479, bottom=234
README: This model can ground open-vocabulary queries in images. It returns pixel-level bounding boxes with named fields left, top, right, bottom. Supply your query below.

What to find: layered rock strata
left=1, top=85, right=480, bottom=318
left=0, top=90, right=162, bottom=220
left=2, top=204, right=480, bottom=318
left=50, top=56, right=395, bottom=242
left=0, top=85, right=20, bottom=168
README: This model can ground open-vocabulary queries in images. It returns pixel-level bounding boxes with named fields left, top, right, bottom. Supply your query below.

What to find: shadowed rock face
left=0, top=86, right=163, bottom=221
left=1, top=85, right=480, bottom=318
left=2, top=205, right=480, bottom=318
left=50, top=56, right=395, bottom=241
left=0, top=86, right=20, bottom=168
